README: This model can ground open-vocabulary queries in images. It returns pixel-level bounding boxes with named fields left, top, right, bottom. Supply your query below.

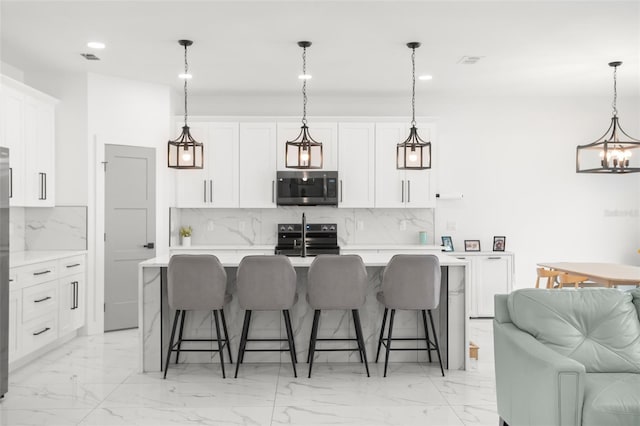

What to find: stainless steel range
left=275, top=220, right=340, bottom=257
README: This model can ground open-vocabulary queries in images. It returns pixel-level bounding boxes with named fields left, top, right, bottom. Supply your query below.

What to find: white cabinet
left=239, top=123, right=277, bottom=208
left=453, top=252, right=514, bottom=318
left=374, top=122, right=435, bottom=208
left=0, top=76, right=57, bottom=207
left=8, top=290, right=21, bottom=363
left=58, top=255, right=86, bottom=334
left=277, top=122, right=338, bottom=171
left=338, top=123, right=375, bottom=208
left=174, top=122, right=239, bottom=207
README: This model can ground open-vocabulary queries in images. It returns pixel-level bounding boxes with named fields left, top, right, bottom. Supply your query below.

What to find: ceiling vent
left=80, top=53, right=100, bottom=61
left=458, top=56, right=483, bottom=65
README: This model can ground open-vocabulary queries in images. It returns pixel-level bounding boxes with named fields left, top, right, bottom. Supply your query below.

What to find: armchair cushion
left=582, top=373, right=640, bottom=426
left=508, top=289, right=640, bottom=373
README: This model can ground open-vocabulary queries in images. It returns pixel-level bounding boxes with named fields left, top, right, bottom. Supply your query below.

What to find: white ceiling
left=1, top=1, right=639, bottom=97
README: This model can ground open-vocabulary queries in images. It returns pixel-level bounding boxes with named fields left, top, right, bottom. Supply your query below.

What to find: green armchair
left=494, top=288, right=640, bottom=426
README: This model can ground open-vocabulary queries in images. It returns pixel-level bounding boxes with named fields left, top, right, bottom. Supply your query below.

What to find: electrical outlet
left=357, top=220, right=364, bottom=231
left=207, top=220, right=214, bottom=231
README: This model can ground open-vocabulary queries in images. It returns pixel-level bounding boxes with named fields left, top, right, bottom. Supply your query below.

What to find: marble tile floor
left=0, top=319, right=497, bottom=426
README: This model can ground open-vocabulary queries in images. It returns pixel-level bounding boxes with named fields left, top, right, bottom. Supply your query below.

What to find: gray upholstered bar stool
left=375, top=254, right=444, bottom=377
left=164, top=254, right=233, bottom=379
left=235, top=255, right=298, bottom=378
left=306, top=255, right=370, bottom=378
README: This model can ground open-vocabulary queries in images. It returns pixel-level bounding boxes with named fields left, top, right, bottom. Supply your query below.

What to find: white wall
left=186, top=91, right=640, bottom=289
left=87, top=73, right=172, bottom=334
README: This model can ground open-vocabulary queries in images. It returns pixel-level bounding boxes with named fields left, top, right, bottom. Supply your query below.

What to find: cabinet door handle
left=33, top=327, right=51, bottom=336
left=401, top=180, right=405, bottom=203
left=33, top=270, right=51, bottom=276
left=203, top=180, right=207, bottom=203
left=43, top=172, right=47, bottom=200
left=66, top=263, right=81, bottom=268
left=34, top=296, right=52, bottom=303
left=272, top=180, right=275, bottom=203
left=70, top=282, right=76, bottom=310
left=340, top=180, right=343, bottom=203
left=38, top=172, right=45, bottom=200
left=210, top=179, right=213, bottom=203
left=9, top=167, right=12, bottom=198
left=407, top=180, right=411, bottom=203
left=487, top=257, right=502, bottom=260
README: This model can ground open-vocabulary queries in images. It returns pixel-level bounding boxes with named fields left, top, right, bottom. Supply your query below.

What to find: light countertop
left=10, top=250, right=87, bottom=268
left=170, top=244, right=444, bottom=251
left=140, top=252, right=469, bottom=268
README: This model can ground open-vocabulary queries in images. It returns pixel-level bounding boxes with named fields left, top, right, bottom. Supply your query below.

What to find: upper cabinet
left=338, top=123, right=375, bottom=208
left=1, top=76, right=58, bottom=207
left=375, top=122, right=436, bottom=208
left=276, top=122, right=338, bottom=171
left=239, top=123, right=277, bottom=208
left=173, top=122, right=239, bottom=208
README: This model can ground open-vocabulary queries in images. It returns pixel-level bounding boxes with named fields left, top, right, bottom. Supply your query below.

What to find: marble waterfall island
left=138, top=252, right=470, bottom=373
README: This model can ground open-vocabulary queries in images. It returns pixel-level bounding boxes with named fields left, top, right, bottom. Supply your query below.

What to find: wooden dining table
left=537, top=262, right=640, bottom=288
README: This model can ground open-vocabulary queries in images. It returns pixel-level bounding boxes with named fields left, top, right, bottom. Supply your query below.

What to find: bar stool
left=235, top=255, right=298, bottom=378
left=306, top=255, right=370, bottom=378
left=164, top=254, right=233, bottom=379
left=375, top=254, right=444, bottom=377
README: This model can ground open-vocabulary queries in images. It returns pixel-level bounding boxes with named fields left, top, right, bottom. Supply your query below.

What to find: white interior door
left=104, top=144, right=155, bottom=331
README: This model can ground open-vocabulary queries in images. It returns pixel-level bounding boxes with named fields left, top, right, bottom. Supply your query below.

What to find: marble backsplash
left=170, top=207, right=435, bottom=247
left=10, top=206, right=87, bottom=251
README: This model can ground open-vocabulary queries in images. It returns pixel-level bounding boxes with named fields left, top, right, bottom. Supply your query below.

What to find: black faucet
left=301, top=212, right=307, bottom=258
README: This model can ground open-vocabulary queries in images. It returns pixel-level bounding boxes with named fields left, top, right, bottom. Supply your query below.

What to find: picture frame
left=464, top=239, right=481, bottom=252
left=493, top=236, right=506, bottom=252
left=441, top=236, right=454, bottom=252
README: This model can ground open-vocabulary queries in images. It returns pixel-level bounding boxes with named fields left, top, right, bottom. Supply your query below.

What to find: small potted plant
left=180, top=226, right=192, bottom=247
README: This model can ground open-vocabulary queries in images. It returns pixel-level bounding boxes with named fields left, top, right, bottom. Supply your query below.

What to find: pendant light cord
left=184, top=43, right=189, bottom=127
left=411, top=46, right=416, bottom=127
left=612, top=64, right=618, bottom=117
left=302, top=46, right=307, bottom=125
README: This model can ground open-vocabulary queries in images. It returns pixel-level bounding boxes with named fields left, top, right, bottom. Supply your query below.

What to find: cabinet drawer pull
left=456, top=257, right=466, bottom=260
left=33, top=327, right=51, bottom=336
left=33, top=270, right=51, bottom=276
left=66, top=263, right=81, bottom=268
left=487, top=257, right=502, bottom=260
left=34, top=296, right=52, bottom=303
left=9, top=278, right=13, bottom=282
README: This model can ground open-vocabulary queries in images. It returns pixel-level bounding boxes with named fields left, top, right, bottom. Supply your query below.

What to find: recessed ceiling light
left=178, top=73, right=192, bottom=79
left=298, top=74, right=312, bottom=80
left=419, top=75, right=433, bottom=81
left=87, top=42, right=105, bottom=49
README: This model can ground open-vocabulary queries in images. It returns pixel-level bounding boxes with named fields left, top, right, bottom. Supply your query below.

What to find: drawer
left=15, top=260, right=58, bottom=286
left=59, top=255, right=86, bottom=277
left=22, top=280, right=58, bottom=323
left=21, top=312, right=58, bottom=355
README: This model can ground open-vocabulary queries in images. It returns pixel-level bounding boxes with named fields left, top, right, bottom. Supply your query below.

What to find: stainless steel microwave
left=276, top=171, right=338, bottom=206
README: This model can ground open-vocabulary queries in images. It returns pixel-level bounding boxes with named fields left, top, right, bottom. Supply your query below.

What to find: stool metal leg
left=175, top=310, right=187, bottom=365
left=220, top=309, right=233, bottom=364
left=163, top=310, right=181, bottom=379
left=235, top=310, right=251, bottom=378
left=427, top=310, right=445, bottom=377
left=212, top=310, right=226, bottom=379
left=282, top=310, right=298, bottom=378
left=422, top=310, right=432, bottom=363
left=352, top=309, right=370, bottom=377
left=307, top=310, right=321, bottom=378
left=375, top=308, right=388, bottom=363
left=383, top=309, right=396, bottom=378
left=352, top=309, right=363, bottom=364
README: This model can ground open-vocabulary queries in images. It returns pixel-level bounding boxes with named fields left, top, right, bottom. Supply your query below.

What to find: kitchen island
left=138, top=252, right=470, bottom=373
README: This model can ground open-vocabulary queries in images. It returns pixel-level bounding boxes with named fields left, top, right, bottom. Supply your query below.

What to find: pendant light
left=168, top=39, right=203, bottom=169
left=397, top=42, right=431, bottom=170
left=576, top=61, right=640, bottom=173
left=285, top=41, right=323, bottom=169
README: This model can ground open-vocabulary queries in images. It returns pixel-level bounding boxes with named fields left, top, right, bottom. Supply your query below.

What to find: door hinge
left=101, top=161, right=108, bottom=172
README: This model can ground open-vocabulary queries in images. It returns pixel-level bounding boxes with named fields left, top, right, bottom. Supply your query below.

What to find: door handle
left=143, top=242, right=155, bottom=249
left=340, top=180, right=343, bottom=203
left=407, top=180, right=411, bottom=203
left=9, top=167, right=12, bottom=198
left=203, top=180, right=207, bottom=203
left=272, top=180, right=275, bottom=203
left=401, top=180, right=405, bottom=203
left=210, top=179, right=213, bottom=203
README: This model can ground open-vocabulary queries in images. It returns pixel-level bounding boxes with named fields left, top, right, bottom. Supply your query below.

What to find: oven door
left=276, top=171, right=338, bottom=206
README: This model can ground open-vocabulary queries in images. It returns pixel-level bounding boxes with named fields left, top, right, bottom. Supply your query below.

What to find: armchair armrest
left=494, top=321, right=585, bottom=426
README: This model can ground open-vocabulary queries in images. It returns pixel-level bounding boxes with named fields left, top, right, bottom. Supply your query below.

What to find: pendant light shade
left=168, top=39, right=203, bottom=169
left=576, top=61, right=640, bottom=173
left=285, top=41, right=323, bottom=169
left=397, top=42, right=431, bottom=170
